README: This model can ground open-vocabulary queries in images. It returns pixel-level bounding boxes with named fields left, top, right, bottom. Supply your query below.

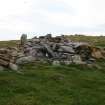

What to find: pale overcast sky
left=0, top=0, right=105, bottom=40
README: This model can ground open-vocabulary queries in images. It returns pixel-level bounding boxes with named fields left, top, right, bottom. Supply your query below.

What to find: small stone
left=87, top=64, right=94, bottom=68
left=72, top=55, right=85, bottom=64
left=0, top=66, right=4, bottom=71
left=52, top=60, right=60, bottom=66
left=51, top=74, right=65, bottom=81
left=64, top=61, right=72, bottom=65
left=93, top=64, right=102, bottom=69
left=16, top=56, right=36, bottom=65
left=17, top=52, right=25, bottom=58
left=9, top=63, right=18, bottom=71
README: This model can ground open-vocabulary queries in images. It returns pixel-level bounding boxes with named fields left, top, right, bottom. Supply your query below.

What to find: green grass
left=0, top=62, right=105, bottom=105
left=67, top=35, right=105, bottom=47
left=0, top=35, right=105, bottom=105
left=0, top=40, right=18, bottom=48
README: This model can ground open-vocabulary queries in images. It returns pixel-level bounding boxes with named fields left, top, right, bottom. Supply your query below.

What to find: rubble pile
left=0, top=34, right=104, bottom=71
left=17, top=34, right=105, bottom=65
left=0, top=47, right=18, bottom=71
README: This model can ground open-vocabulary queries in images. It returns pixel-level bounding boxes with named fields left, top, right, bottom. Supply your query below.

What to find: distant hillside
left=0, top=40, right=19, bottom=48
left=0, top=35, right=104, bottom=48
left=67, top=35, right=105, bottom=47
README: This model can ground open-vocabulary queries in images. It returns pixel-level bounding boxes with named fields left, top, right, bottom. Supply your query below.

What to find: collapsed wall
left=0, top=34, right=104, bottom=71
left=17, top=34, right=105, bottom=65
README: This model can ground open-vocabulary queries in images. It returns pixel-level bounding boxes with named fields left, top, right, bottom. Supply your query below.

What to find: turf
left=0, top=62, right=105, bottom=105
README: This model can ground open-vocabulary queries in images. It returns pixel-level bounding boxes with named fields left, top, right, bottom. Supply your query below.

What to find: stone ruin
left=0, top=34, right=105, bottom=71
